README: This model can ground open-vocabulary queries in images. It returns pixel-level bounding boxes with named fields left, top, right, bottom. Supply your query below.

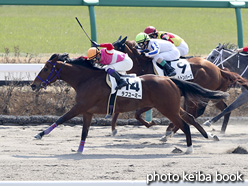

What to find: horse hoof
left=213, top=135, right=220, bottom=141
left=185, top=145, right=194, bottom=154
left=159, top=135, right=167, bottom=142
left=34, top=133, right=42, bottom=139
left=104, top=114, right=112, bottom=119
left=77, top=150, right=83, bottom=154
left=165, top=131, right=174, bottom=138
left=112, top=129, right=117, bottom=136
left=203, top=120, right=211, bottom=127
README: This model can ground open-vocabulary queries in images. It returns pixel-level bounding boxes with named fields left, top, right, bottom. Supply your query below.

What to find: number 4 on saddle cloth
left=154, top=59, right=194, bottom=81
left=105, top=74, right=142, bottom=119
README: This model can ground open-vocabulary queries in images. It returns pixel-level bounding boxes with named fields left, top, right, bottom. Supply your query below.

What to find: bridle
left=209, top=48, right=248, bottom=77
left=37, top=60, right=66, bottom=89
left=209, top=48, right=239, bottom=69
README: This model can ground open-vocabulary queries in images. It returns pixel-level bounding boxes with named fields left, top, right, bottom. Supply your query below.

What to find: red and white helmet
left=144, top=26, right=158, bottom=36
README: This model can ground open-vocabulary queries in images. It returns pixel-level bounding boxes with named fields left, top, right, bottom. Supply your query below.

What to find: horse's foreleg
left=135, top=107, right=154, bottom=128
left=111, top=113, right=119, bottom=136
left=77, top=113, right=93, bottom=153
left=213, top=100, right=230, bottom=133
left=34, top=104, right=81, bottom=139
left=204, top=90, right=248, bottom=129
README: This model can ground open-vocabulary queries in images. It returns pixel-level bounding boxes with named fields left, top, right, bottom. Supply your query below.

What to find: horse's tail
left=170, top=78, right=229, bottom=100
left=220, top=69, right=248, bottom=89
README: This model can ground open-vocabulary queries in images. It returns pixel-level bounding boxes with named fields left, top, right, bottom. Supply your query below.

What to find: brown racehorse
left=31, top=54, right=228, bottom=154
left=111, top=36, right=248, bottom=138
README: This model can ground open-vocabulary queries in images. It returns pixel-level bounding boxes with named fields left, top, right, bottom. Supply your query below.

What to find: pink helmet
left=144, top=26, right=158, bottom=36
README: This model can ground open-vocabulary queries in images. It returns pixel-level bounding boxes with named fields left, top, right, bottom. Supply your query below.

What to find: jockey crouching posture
left=135, top=32, right=180, bottom=77
left=89, top=42, right=133, bottom=90
left=144, top=26, right=189, bottom=57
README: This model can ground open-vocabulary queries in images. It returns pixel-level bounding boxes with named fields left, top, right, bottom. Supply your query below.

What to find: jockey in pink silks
left=88, top=42, right=133, bottom=90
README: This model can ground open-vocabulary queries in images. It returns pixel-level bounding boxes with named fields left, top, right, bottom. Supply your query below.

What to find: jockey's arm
left=145, top=42, right=160, bottom=57
left=243, top=46, right=248, bottom=52
left=99, top=43, right=114, bottom=51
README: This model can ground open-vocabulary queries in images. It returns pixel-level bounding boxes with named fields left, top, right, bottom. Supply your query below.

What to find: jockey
left=236, top=46, right=248, bottom=53
left=135, top=32, right=180, bottom=77
left=88, top=42, right=133, bottom=90
left=144, top=26, right=189, bottom=57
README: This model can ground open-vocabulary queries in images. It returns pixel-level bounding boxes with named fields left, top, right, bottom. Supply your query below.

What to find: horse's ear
left=49, top=53, right=59, bottom=61
left=121, top=36, right=128, bottom=44
left=118, top=35, right=122, bottom=41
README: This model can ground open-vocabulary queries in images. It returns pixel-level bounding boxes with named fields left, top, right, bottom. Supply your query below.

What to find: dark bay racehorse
left=111, top=37, right=248, bottom=137
left=204, top=43, right=248, bottom=132
left=31, top=54, right=228, bottom=154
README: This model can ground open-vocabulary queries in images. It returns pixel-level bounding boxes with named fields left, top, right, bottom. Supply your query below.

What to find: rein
left=210, top=48, right=248, bottom=77
left=211, top=49, right=239, bottom=68
left=37, top=60, right=66, bottom=89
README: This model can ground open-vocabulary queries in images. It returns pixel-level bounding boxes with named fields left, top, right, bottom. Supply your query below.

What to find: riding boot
left=161, top=60, right=176, bottom=77
left=107, top=69, right=128, bottom=90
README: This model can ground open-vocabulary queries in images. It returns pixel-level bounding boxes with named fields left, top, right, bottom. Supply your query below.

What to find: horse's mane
left=220, top=43, right=238, bottom=52
left=67, top=59, right=102, bottom=71
left=220, top=43, right=248, bottom=57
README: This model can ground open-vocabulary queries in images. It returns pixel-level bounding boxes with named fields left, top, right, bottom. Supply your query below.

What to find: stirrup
left=167, top=70, right=176, bottom=77
left=105, top=114, right=112, bottom=119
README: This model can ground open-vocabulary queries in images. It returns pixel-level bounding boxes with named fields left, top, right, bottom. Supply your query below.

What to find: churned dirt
left=0, top=121, right=248, bottom=181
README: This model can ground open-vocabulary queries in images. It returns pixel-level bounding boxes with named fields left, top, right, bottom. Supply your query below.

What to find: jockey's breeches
left=177, top=40, right=189, bottom=56
left=152, top=49, right=180, bottom=63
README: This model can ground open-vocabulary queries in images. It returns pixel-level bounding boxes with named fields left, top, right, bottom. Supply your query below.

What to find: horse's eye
left=211, top=56, right=215, bottom=59
left=44, top=68, right=48, bottom=72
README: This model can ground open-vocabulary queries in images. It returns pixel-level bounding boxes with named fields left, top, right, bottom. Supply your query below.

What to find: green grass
left=1, top=6, right=248, bottom=56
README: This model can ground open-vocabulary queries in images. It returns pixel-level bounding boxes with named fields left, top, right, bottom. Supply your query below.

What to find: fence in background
left=0, top=64, right=44, bottom=85
left=0, top=0, right=248, bottom=47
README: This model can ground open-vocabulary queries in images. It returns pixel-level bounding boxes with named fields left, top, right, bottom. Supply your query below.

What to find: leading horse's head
left=31, top=53, right=63, bottom=92
left=112, top=35, right=127, bottom=52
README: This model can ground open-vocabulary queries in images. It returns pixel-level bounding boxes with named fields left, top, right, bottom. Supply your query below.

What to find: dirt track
left=0, top=120, right=248, bottom=182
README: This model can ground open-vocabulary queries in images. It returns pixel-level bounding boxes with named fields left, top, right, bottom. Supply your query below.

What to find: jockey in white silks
left=135, top=32, right=180, bottom=76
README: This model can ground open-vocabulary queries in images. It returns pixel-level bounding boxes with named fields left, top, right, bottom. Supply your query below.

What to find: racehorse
left=111, top=37, right=248, bottom=136
left=31, top=54, right=228, bottom=154
left=204, top=43, right=248, bottom=132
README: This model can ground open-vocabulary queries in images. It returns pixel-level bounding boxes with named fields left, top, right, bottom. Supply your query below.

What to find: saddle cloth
left=106, top=74, right=142, bottom=99
left=152, top=59, right=194, bottom=81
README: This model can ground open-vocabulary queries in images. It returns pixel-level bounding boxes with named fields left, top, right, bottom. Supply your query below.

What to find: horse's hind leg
left=168, top=115, right=193, bottom=154
left=111, top=113, right=119, bottom=136
left=135, top=107, right=154, bottom=128
left=164, top=99, right=208, bottom=140
left=34, top=104, right=81, bottom=139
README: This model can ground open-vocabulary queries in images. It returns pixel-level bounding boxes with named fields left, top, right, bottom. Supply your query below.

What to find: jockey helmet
left=144, top=26, right=158, bottom=36
left=87, top=47, right=100, bottom=60
left=135, top=33, right=150, bottom=44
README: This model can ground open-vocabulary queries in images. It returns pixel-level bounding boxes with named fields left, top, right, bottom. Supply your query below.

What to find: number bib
left=171, top=59, right=194, bottom=81
left=152, top=59, right=194, bottom=81
left=116, top=77, right=142, bottom=99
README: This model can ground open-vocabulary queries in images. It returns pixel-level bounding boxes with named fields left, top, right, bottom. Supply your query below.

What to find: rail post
left=83, top=0, right=99, bottom=42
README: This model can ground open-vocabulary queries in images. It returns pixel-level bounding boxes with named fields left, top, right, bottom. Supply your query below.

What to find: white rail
left=0, top=64, right=44, bottom=82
